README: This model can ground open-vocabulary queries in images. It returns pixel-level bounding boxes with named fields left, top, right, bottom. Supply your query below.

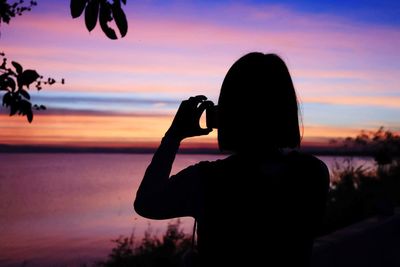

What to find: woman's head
left=217, top=52, right=301, bottom=152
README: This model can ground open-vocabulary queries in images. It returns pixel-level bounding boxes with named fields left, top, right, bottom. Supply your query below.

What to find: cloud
left=29, top=91, right=180, bottom=113
left=304, top=124, right=361, bottom=139
left=303, top=96, right=400, bottom=109
left=4, top=3, right=399, bottom=95
left=2, top=1, right=399, bottom=147
left=0, top=112, right=218, bottom=148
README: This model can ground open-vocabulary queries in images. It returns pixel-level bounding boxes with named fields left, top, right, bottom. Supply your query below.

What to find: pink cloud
left=4, top=5, right=399, bottom=83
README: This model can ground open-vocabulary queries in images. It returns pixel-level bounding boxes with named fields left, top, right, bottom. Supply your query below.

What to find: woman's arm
left=134, top=96, right=212, bottom=219
left=134, top=133, right=182, bottom=219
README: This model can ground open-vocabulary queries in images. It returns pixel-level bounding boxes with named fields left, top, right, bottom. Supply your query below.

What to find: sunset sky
left=0, top=0, right=399, bottom=148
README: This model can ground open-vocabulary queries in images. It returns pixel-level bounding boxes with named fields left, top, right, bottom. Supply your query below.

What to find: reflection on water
left=0, top=153, right=373, bottom=266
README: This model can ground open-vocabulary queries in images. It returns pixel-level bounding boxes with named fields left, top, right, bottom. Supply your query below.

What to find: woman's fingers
left=169, top=96, right=213, bottom=138
left=196, top=100, right=213, bottom=118
left=187, top=95, right=211, bottom=115
left=198, top=127, right=213, bottom=136
left=188, top=95, right=207, bottom=102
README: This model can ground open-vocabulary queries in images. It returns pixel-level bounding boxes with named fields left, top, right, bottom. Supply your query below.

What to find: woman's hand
left=166, top=95, right=213, bottom=141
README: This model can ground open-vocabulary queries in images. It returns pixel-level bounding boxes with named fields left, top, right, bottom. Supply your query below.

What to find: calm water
left=0, top=153, right=374, bottom=266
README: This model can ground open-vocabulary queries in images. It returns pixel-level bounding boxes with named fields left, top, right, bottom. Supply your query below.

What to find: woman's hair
left=217, top=52, right=301, bottom=152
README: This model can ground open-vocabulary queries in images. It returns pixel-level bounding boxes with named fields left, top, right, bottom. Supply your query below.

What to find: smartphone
left=206, top=104, right=218, bottom=129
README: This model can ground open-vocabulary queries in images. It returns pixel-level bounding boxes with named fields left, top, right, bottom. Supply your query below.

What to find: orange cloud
left=0, top=114, right=217, bottom=148
left=304, top=125, right=362, bottom=139
left=0, top=112, right=362, bottom=148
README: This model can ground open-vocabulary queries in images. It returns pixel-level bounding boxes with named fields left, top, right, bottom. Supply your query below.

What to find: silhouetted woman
left=134, top=52, right=329, bottom=266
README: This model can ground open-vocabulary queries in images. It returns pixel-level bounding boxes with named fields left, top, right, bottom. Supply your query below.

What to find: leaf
left=0, top=73, right=7, bottom=82
left=11, top=61, right=23, bottom=74
left=0, top=74, right=14, bottom=91
left=19, top=69, right=40, bottom=87
left=27, top=109, right=33, bottom=123
left=85, top=0, right=99, bottom=32
left=48, top=78, right=56, bottom=85
left=99, top=1, right=117, bottom=40
left=10, top=103, right=18, bottom=116
left=112, top=2, right=128, bottom=37
left=70, top=0, right=88, bottom=18
left=0, top=58, right=7, bottom=69
left=20, top=99, right=31, bottom=111
left=2, top=92, right=11, bottom=107
left=40, top=105, right=46, bottom=110
left=19, top=89, right=30, bottom=100
left=6, top=77, right=16, bottom=92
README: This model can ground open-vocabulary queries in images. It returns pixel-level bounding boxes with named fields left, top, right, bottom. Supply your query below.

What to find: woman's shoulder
left=288, top=150, right=326, bottom=166
left=287, top=151, right=330, bottom=193
left=191, top=156, right=233, bottom=170
left=287, top=151, right=329, bottom=179
left=184, top=156, right=243, bottom=180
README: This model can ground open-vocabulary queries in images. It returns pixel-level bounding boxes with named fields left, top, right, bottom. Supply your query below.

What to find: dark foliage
left=1, top=1, right=126, bottom=124
left=95, top=219, right=193, bottom=267
left=0, top=53, right=63, bottom=122
left=0, top=0, right=37, bottom=27
left=323, top=128, right=400, bottom=234
left=70, top=0, right=128, bottom=40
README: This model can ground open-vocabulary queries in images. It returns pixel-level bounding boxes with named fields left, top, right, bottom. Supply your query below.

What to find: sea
left=0, top=153, right=374, bottom=266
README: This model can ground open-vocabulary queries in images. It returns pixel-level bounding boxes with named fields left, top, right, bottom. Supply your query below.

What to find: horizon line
left=0, top=143, right=374, bottom=157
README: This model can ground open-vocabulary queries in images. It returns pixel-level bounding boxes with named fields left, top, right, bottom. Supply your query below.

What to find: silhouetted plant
left=0, top=0, right=37, bottom=29
left=1, top=1, right=128, bottom=123
left=322, top=128, right=400, bottom=234
left=0, top=53, right=63, bottom=122
left=96, top=219, right=192, bottom=267
left=70, top=0, right=128, bottom=40
left=322, top=158, right=374, bottom=233
left=332, top=127, right=400, bottom=166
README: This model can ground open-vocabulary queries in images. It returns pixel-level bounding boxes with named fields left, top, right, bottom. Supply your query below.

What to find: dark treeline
left=0, top=144, right=380, bottom=155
